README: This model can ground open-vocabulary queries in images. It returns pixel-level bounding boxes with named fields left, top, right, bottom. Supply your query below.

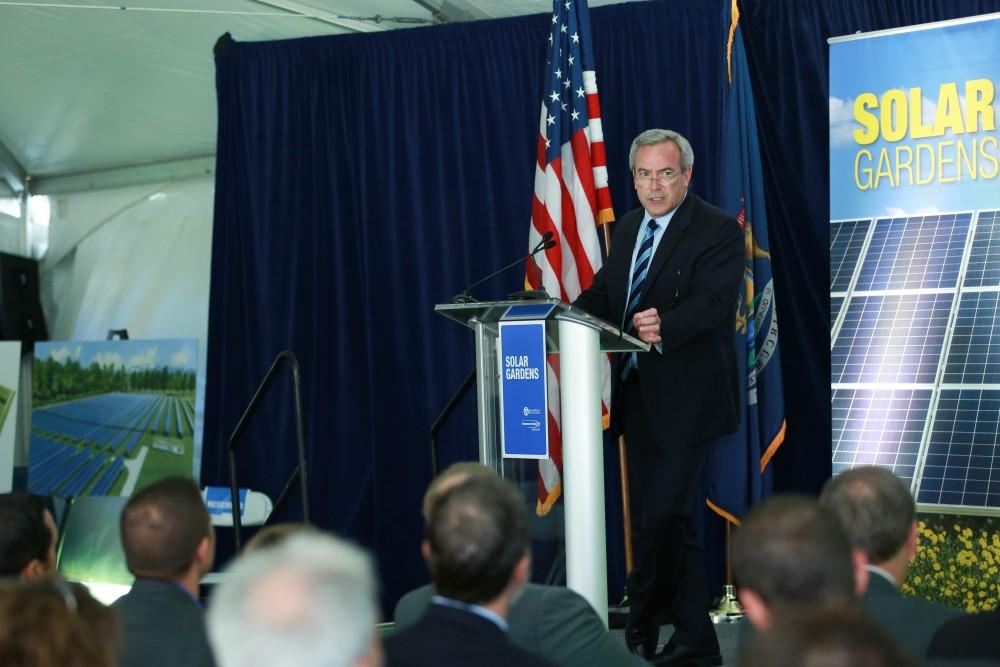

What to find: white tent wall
left=0, top=211, right=22, bottom=255
left=38, top=178, right=214, bottom=476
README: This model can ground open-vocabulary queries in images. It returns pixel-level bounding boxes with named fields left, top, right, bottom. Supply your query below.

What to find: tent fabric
left=41, top=178, right=214, bottom=475
left=0, top=211, right=21, bottom=255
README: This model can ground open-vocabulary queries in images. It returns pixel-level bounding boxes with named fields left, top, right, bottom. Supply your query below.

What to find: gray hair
left=208, top=532, right=379, bottom=667
left=628, top=129, right=694, bottom=172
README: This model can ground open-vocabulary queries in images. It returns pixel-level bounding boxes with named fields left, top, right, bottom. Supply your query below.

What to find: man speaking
left=574, top=128, right=743, bottom=667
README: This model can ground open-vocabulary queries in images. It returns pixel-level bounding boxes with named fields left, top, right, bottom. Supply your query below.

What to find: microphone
left=450, top=232, right=557, bottom=304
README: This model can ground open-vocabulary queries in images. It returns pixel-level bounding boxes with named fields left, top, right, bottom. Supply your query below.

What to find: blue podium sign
left=498, top=321, right=549, bottom=459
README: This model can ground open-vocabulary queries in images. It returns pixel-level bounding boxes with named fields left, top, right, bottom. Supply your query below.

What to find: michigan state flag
left=706, top=0, right=786, bottom=525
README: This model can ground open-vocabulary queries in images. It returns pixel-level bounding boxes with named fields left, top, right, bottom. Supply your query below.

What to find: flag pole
left=710, top=518, right=744, bottom=622
left=617, top=433, right=633, bottom=573
left=600, top=222, right=634, bottom=577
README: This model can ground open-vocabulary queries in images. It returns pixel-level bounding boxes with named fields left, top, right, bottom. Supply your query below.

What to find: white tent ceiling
left=0, top=0, right=639, bottom=195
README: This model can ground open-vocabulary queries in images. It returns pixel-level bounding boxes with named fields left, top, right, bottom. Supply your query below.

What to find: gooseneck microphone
left=450, top=231, right=557, bottom=304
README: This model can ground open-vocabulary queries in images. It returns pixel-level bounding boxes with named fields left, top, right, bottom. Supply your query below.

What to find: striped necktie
left=621, top=218, right=658, bottom=381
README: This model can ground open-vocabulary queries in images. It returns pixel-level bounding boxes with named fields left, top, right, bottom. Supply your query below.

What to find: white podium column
left=557, top=318, right=608, bottom=625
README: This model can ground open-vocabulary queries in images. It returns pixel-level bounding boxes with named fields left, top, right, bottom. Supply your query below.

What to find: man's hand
left=632, top=307, right=661, bottom=344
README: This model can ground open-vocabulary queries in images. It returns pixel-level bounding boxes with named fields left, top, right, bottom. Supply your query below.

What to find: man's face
left=42, top=509, right=58, bottom=573
left=632, top=141, right=691, bottom=218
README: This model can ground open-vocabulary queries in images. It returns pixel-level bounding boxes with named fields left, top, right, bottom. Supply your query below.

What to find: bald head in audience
left=731, top=495, right=866, bottom=630
left=120, top=476, right=215, bottom=590
left=208, top=532, right=383, bottom=667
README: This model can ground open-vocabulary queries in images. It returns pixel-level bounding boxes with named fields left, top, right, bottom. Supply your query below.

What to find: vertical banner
left=705, top=1, right=785, bottom=526
left=829, top=15, right=1000, bottom=511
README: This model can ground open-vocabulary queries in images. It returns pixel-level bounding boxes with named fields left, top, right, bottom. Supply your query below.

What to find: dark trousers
left=622, top=375, right=717, bottom=650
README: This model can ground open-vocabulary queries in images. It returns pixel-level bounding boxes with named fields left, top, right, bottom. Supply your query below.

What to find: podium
left=435, top=298, right=648, bottom=624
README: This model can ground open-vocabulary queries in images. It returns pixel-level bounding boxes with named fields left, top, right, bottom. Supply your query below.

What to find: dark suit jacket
left=573, top=195, right=744, bottom=448
left=394, top=583, right=648, bottom=667
left=928, top=609, right=1000, bottom=662
left=385, top=602, right=557, bottom=667
left=112, top=578, right=216, bottom=667
left=860, top=572, right=961, bottom=658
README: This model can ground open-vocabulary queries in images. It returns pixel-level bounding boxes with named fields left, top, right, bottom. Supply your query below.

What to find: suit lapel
left=641, top=194, right=695, bottom=301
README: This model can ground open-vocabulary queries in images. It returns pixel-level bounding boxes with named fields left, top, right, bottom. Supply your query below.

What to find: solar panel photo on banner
left=831, top=296, right=845, bottom=331
left=830, top=210, right=1000, bottom=511
left=830, top=219, right=872, bottom=293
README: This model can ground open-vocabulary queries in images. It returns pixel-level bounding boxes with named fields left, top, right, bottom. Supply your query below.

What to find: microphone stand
left=450, top=235, right=555, bottom=304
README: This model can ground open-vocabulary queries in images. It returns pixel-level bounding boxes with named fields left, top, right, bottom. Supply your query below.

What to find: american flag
left=525, top=0, right=614, bottom=516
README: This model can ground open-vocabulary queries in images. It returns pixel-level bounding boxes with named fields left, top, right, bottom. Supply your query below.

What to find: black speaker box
left=0, top=253, right=47, bottom=344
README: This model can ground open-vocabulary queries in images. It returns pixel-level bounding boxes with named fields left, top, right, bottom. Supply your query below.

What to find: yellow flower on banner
left=905, top=514, right=1000, bottom=613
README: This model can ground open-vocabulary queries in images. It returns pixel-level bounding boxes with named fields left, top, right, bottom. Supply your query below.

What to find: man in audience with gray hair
left=207, top=531, right=383, bottom=667
left=819, top=466, right=961, bottom=658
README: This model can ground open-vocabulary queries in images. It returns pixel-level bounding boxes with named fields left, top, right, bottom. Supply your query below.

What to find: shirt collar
left=864, top=563, right=898, bottom=587
left=431, top=595, right=508, bottom=632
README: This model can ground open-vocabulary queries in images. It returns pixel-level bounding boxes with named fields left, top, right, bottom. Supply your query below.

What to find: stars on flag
left=541, top=0, right=592, bottom=162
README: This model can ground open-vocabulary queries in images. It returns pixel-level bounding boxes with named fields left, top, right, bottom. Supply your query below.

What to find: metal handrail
left=226, top=350, right=308, bottom=550
left=428, top=369, right=476, bottom=476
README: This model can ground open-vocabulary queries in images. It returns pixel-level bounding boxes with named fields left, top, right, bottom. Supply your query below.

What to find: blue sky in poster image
left=35, top=339, right=197, bottom=372
left=829, top=16, right=1000, bottom=220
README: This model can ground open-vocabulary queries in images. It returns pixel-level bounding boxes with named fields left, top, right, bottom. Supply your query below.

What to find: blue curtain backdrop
left=205, top=0, right=1000, bottom=614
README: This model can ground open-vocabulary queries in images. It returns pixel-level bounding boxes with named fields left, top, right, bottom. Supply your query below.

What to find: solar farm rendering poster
left=829, top=14, right=1000, bottom=511
left=29, top=339, right=198, bottom=498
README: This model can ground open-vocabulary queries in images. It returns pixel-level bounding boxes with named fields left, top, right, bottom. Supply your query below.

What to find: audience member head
left=741, top=606, right=917, bottom=667
left=242, top=522, right=316, bottom=554
left=0, top=578, right=121, bottom=667
left=208, top=532, right=382, bottom=667
left=731, top=495, right=865, bottom=629
left=819, top=466, right=916, bottom=580
left=0, top=492, right=59, bottom=579
left=120, top=477, right=214, bottom=588
left=421, top=461, right=497, bottom=522
left=425, top=474, right=530, bottom=611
